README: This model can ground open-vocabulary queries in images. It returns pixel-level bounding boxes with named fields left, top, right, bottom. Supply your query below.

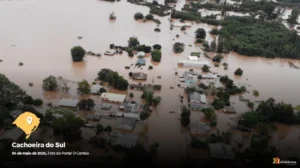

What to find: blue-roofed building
left=136, top=58, right=146, bottom=65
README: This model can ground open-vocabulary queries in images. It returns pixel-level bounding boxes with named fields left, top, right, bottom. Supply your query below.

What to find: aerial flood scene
left=0, top=0, right=300, bottom=167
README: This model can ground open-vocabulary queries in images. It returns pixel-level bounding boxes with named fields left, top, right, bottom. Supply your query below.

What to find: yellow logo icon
left=13, top=112, right=40, bottom=139
left=273, top=157, right=280, bottom=164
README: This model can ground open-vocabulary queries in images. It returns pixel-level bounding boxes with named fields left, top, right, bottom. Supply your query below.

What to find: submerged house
left=101, top=93, right=126, bottom=104
left=209, top=143, right=235, bottom=160
left=90, top=84, right=105, bottom=95
left=137, top=51, right=145, bottom=57
left=183, top=71, right=199, bottom=83
left=223, top=106, right=236, bottom=114
left=116, top=112, right=140, bottom=121
left=58, top=98, right=79, bottom=108
left=120, top=101, right=139, bottom=113
left=189, top=92, right=207, bottom=104
left=129, top=84, right=145, bottom=90
left=101, top=103, right=112, bottom=110
left=104, top=50, right=116, bottom=56
left=136, top=58, right=146, bottom=65
left=178, top=60, right=210, bottom=68
left=116, top=118, right=136, bottom=130
left=132, top=72, right=147, bottom=80
left=190, top=122, right=211, bottom=135
left=111, top=135, right=138, bottom=148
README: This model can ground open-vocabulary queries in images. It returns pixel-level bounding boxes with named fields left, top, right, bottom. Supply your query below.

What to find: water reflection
left=72, top=61, right=87, bottom=77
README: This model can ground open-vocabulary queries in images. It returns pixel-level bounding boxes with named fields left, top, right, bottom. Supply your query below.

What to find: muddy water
left=0, top=0, right=299, bottom=164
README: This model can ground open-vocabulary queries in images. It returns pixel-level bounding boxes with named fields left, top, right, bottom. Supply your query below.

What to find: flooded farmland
left=0, top=0, right=300, bottom=165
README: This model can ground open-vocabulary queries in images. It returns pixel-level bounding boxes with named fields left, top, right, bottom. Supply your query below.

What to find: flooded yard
left=0, top=0, right=300, bottom=164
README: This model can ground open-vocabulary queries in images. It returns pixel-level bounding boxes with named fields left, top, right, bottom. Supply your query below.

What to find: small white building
left=188, top=56, right=199, bottom=61
left=178, top=60, right=210, bottom=67
left=101, top=93, right=126, bottom=103
left=173, top=22, right=192, bottom=27
left=137, top=51, right=146, bottom=57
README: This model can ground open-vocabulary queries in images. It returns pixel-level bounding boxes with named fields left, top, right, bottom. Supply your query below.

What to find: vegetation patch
left=173, top=42, right=185, bottom=53
left=219, top=16, right=300, bottom=59
left=97, top=69, right=129, bottom=90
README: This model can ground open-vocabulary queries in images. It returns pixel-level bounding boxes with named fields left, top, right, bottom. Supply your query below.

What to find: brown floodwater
left=0, top=0, right=300, bottom=164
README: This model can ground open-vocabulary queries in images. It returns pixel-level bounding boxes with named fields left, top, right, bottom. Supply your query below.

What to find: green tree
left=201, top=108, right=216, bottom=122
left=70, top=46, right=86, bottom=62
left=152, top=44, right=161, bottom=50
left=210, top=40, right=217, bottom=51
left=234, top=68, right=243, bottom=76
left=0, top=106, right=10, bottom=126
left=104, top=125, right=112, bottom=133
left=149, top=142, right=160, bottom=158
left=134, top=12, right=144, bottom=20
left=42, top=75, right=58, bottom=91
left=202, top=65, right=210, bottom=72
left=52, top=112, right=84, bottom=143
left=129, top=92, right=134, bottom=98
left=239, top=111, right=263, bottom=128
left=128, top=37, right=140, bottom=48
left=96, top=124, right=104, bottom=135
left=145, top=14, right=154, bottom=20
left=288, top=9, right=299, bottom=25
left=78, top=99, right=95, bottom=110
left=77, top=79, right=90, bottom=94
left=22, top=95, right=34, bottom=105
left=195, top=28, right=206, bottom=39
left=181, top=105, right=191, bottom=127
left=173, top=42, right=185, bottom=53
left=33, top=99, right=43, bottom=106
left=212, top=54, right=223, bottom=63
left=152, top=96, right=161, bottom=107
left=151, top=50, right=162, bottom=62
left=210, top=28, right=219, bottom=35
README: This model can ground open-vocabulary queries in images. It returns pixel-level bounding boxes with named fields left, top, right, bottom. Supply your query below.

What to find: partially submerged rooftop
left=58, top=98, right=79, bottom=108
left=209, top=143, right=235, bottom=160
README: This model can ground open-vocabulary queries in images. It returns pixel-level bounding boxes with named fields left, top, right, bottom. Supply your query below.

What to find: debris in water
left=0, top=60, right=2, bottom=62
left=29, top=82, right=34, bottom=87
left=18, top=62, right=23, bottom=66
left=78, top=36, right=82, bottom=40
left=170, top=87, right=174, bottom=89
left=157, top=76, right=161, bottom=79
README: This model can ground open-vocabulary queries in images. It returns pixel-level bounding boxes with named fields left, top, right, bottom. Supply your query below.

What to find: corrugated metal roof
left=58, top=99, right=79, bottom=107
left=116, top=112, right=140, bottom=120
left=209, top=143, right=235, bottom=160
left=90, top=84, right=103, bottom=94
left=101, top=93, right=126, bottom=103
left=178, top=60, right=210, bottom=66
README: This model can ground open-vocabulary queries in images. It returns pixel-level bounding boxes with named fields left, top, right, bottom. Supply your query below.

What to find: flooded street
left=0, top=0, right=300, bottom=164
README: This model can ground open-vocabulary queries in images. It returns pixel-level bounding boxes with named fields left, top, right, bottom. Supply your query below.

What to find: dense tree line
left=0, top=74, right=43, bottom=126
left=239, top=98, right=300, bottom=129
left=219, top=16, right=300, bottom=59
left=97, top=69, right=129, bottom=90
